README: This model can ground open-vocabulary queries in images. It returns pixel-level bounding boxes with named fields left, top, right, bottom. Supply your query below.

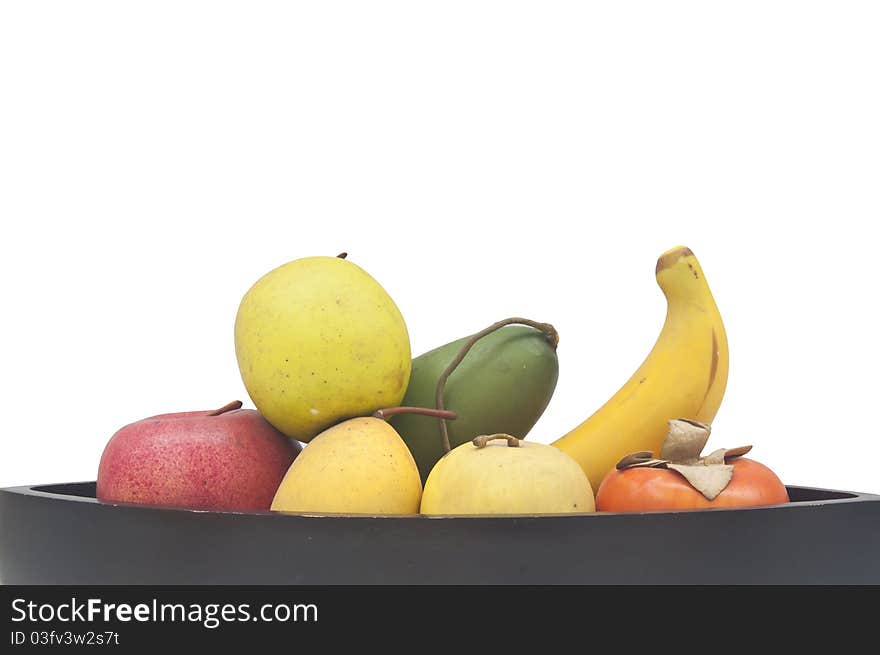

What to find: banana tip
left=655, top=246, right=695, bottom=275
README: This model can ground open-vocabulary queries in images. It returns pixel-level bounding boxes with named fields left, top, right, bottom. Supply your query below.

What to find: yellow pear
left=271, top=415, right=425, bottom=515
left=420, top=434, right=595, bottom=515
left=234, top=254, right=411, bottom=442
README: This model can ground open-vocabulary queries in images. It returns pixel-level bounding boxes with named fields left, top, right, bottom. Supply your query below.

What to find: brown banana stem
left=373, top=406, right=458, bottom=421
left=337, top=252, right=348, bottom=259
left=435, top=317, right=559, bottom=454
left=206, top=400, right=243, bottom=416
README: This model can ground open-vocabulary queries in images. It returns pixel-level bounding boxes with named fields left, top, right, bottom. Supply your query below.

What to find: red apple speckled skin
left=97, top=406, right=300, bottom=512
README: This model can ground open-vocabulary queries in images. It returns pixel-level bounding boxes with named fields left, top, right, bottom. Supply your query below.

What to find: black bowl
left=1, top=482, right=878, bottom=584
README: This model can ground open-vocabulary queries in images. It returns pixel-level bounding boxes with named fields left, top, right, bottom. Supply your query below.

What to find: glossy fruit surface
left=596, top=457, right=789, bottom=512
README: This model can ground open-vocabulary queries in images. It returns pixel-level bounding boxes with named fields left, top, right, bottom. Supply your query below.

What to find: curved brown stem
left=435, top=317, right=558, bottom=454
left=207, top=400, right=243, bottom=416
left=373, top=406, right=458, bottom=421
left=472, top=434, right=520, bottom=448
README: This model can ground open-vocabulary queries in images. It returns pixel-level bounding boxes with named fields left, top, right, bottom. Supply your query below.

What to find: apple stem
left=435, top=317, right=558, bottom=454
left=207, top=400, right=244, bottom=416
left=373, top=406, right=458, bottom=421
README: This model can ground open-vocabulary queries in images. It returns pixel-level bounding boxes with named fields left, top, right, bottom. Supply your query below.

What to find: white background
left=1, top=2, right=878, bottom=494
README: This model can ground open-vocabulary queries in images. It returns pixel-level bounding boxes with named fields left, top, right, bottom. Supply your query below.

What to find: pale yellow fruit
left=271, top=417, right=422, bottom=515
left=553, top=246, right=729, bottom=491
left=234, top=256, right=411, bottom=441
left=420, top=436, right=594, bottom=515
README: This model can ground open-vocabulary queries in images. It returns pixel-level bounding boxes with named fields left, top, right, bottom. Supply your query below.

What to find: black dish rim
left=2, top=480, right=876, bottom=519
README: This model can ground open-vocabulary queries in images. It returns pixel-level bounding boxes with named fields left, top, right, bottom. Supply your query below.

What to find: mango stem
left=373, top=406, right=458, bottom=421
left=435, top=317, right=559, bottom=454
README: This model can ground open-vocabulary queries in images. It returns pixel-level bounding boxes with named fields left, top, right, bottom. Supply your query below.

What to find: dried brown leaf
left=667, top=463, right=735, bottom=500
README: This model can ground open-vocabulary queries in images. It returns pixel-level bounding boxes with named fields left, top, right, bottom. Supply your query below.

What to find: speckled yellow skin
left=271, top=417, right=422, bottom=515
left=420, top=439, right=595, bottom=516
left=553, top=246, right=728, bottom=491
left=234, top=256, right=411, bottom=441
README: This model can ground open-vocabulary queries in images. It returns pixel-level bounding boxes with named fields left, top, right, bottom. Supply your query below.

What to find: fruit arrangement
left=96, top=246, right=789, bottom=516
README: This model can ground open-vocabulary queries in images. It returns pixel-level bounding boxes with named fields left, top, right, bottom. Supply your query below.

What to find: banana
left=553, top=246, right=729, bottom=491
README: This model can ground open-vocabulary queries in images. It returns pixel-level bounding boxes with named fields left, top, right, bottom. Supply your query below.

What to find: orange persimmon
left=596, top=456, right=789, bottom=512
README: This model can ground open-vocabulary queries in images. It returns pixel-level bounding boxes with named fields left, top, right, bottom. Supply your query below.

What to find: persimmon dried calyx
left=615, top=419, right=752, bottom=500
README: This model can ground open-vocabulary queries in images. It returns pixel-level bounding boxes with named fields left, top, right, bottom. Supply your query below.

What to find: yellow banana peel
left=553, top=246, right=729, bottom=491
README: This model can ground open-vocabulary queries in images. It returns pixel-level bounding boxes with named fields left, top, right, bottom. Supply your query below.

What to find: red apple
left=97, top=401, right=300, bottom=511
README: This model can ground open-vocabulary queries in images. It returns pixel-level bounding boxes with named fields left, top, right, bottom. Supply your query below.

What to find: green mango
left=390, top=325, right=559, bottom=482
